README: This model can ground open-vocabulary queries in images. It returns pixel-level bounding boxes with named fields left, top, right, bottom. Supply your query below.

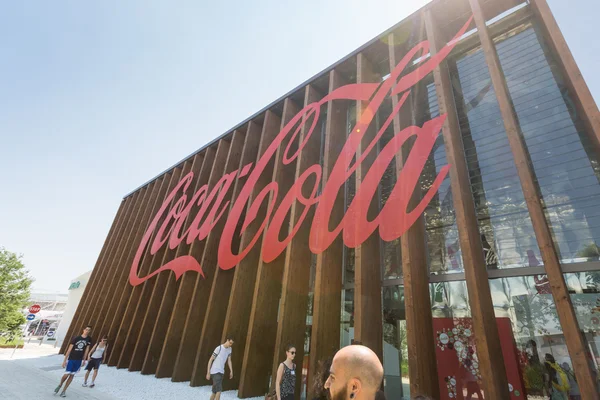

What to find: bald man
left=324, top=345, right=384, bottom=400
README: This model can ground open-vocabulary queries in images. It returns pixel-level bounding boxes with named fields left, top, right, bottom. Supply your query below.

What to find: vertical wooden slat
left=116, top=168, right=184, bottom=369
left=387, top=30, right=440, bottom=398
left=84, top=188, right=150, bottom=338
left=190, top=122, right=262, bottom=385
left=144, top=141, right=230, bottom=376
left=424, top=6, right=511, bottom=400
left=106, top=175, right=170, bottom=366
left=467, top=0, right=598, bottom=397
left=213, top=110, right=282, bottom=391
left=97, top=179, right=164, bottom=341
left=59, top=199, right=128, bottom=353
left=238, top=97, right=303, bottom=397
left=269, top=86, right=323, bottom=399
left=354, top=53, right=383, bottom=360
left=94, top=183, right=158, bottom=338
left=530, top=0, right=600, bottom=148
left=156, top=131, right=244, bottom=380
left=172, top=126, right=256, bottom=384
left=129, top=157, right=203, bottom=373
left=308, top=69, right=346, bottom=395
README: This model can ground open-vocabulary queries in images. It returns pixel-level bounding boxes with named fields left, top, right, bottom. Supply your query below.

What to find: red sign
left=129, top=17, right=474, bottom=287
left=434, top=318, right=525, bottom=399
left=29, top=304, right=41, bottom=314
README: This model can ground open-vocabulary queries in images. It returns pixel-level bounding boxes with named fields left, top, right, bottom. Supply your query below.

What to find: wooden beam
left=129, top=156, right=207, bottom=373
left=163, top=135, right=243, bottom=383
left=59, top=199, right=128, bottom=354
left=467, top=0, right=598, bottom=397
left=97, top=179, right=165, bottom=342
left=83, top=187, right=151, bottom=340
left=212, top=110, right=282, bottom=391
left=269, top=85, right=323, bottom=399
left=425, top=6, right=511, bottom=400
left=145, top=140, right=230, bottom=377
left=119, top=164, right=187, bottom=371
left=106, top=175, right=170, bottom=366
left=238, top=97, right=305, bottom=397
left=530, top=0, right=600, bottom=149
left=191, top=122, right=262, bottom=385
left=115, top=168, right=184, bottom=369
left=308, top=69, right=347, bottom=396
left=353, top=53, right=383, bottom=360
left=142, top=146, right=227, bottom=376
left=155, top=130, right=245, bottom=380
left=387, top=29, right=440, bottom=399
left=172, top=125, right=258, bottom=384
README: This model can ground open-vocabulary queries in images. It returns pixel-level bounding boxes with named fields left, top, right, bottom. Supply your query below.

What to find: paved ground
left=0, top=357, right=116, bottom=399
left=0, top=343, right=261, bottom=400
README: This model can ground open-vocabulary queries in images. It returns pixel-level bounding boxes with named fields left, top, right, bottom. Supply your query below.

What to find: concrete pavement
left=0, top=357, right=117, bottom=400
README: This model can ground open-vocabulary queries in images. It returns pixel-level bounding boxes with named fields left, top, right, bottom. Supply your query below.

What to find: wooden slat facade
left=62, top=0, right=600, bottom=399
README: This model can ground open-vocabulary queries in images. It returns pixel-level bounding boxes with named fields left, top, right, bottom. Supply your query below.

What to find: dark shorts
left=282, top=394, right=295, bottom=400
left=211, top=373, right=224, bottom=393
left=85, top=358, right=102, bottom=371
left=65, top=359, right=82, bottom=375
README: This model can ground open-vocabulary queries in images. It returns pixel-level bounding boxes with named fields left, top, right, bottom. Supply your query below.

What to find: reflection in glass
left=452, top=45, right=542, bottom=270
left=382, top=286, right=409, bottom=399
left=423, top=82, right=464, bottom=275
left=489, top=275, right=589, bottom=398
left=429, top=282, right=488, bottom=399
left=497, top=25, right=600, bottom=264
left=564, top=271, right=600, bottom=392
left=340, top=288, right=354, bottom=347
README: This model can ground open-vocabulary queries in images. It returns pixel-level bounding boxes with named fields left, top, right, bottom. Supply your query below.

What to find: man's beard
left=330, top=385, right=348, bottom=400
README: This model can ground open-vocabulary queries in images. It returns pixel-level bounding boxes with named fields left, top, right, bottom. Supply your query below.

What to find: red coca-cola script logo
left=129, top=17, right=474, bottom=286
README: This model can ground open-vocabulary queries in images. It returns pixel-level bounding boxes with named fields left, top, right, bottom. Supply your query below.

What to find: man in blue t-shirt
left=54, top=325, right=93, bottom=397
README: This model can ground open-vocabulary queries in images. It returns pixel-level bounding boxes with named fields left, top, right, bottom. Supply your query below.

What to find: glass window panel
left=564, top=270, right=600, bottom=389
left=430, top=282, right=490, bottom=399
left=423, top=81, right=464, bottom=275
left=488, top=274, right=600, bottom=398
left=452, top=45, right=542, bottom=270
left=382, top=285, right=410, bottom=399
left=341, top=288, right=354, bottom=347
left=377, top=98, right=403, bottom=280
left=496, top=25, right=600, bottom=264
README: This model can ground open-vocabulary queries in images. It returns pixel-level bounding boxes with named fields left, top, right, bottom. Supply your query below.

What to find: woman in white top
left=83, top=336, right=108, bottom=388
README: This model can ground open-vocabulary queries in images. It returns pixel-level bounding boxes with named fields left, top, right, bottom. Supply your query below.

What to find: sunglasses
left=289, top=351, right=296, bottom=355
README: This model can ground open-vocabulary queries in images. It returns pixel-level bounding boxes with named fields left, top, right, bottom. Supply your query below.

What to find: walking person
left=82, top=336, right=108, bottom=388
left=54, top=325, right=93, bottom=397
left=276, top=345, right=297, bottom=400
left=206, top=335, right=234, bottom=400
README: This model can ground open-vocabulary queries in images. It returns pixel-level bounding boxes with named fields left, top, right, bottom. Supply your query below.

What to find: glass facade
left=341, top=9, right=600, bottom=400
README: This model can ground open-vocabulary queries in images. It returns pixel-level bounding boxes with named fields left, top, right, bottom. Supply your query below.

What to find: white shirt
left=210, top=345, right=232, bottom=375
left=91, top=344, right=106, bottom=359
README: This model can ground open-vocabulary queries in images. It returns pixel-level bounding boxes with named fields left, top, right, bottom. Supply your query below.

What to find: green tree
left=0, top=248, right=33, bottom=340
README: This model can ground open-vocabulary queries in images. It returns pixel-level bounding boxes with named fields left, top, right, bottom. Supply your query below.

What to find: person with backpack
left=275, top=345, right=297, bottom=400
left=206, top=335, right=234, bottom=400
left=544, top=354, right=570, bottom=400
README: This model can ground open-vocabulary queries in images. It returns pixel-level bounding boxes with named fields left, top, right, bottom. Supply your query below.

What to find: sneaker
left=90, top=383, right=95, bottom=388
left=60, top=393, right=67, bottom=398
left=82, top=383, right=88, bottom=387
left=54, top=386, right=61, bottom=395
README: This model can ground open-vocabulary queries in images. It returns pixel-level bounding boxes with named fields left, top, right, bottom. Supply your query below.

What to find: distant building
left=55, top=271, right=91, bottom=345
left=25, top=290, right=68, bottom=337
